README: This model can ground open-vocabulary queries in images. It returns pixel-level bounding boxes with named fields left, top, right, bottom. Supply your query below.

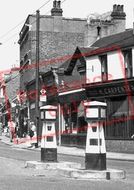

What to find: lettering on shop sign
left=88, top=84, right=134, bottom=97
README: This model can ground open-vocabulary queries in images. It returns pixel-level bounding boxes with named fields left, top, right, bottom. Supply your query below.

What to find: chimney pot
left=121, top=5, right=124, bottom=12
left=113, top=4, right=117, bottom=12
left=53, top=0, right=56, bottom=8
left=117, top=5, right=121, bottom=11
left=111, top=4, right=126, bottom=20
left=57, top=1, right=61, bottom=8
left=51, top=0, right=63, bottom=16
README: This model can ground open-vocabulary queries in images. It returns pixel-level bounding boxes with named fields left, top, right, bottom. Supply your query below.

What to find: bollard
left=40, top=105, right=57, bottom=162
left=84, top=101, right=107, bottom=170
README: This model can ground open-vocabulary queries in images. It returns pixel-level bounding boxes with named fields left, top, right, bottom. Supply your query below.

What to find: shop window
left=78, top=116, right=87, bottom=133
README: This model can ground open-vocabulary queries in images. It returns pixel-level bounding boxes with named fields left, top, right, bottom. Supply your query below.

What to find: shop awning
left=59, top=89, right=86, bottom=104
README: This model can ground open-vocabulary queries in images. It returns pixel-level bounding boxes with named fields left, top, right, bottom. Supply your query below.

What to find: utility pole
left=35, top=10, right=40, bottom=148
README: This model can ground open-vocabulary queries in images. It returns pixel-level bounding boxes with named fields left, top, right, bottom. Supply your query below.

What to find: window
left=24, top=53, right=28, bottom=63
left=20, top=60, right=24, bottom=67
left=123, top=49, right=132, bottom=78
left=97, top=26, right=101, bottom=37
left=100, top=55, right=108, bottom=81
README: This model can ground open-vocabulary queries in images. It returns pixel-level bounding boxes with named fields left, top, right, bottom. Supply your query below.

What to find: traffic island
left=57, top=167, right=126, bottom=180
left=25, top=161, right=82, bottom=170
left=25, top=161, right=125, bottom=180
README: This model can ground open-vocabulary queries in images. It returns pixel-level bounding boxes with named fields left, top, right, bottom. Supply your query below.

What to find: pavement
left=0, top=133, right=134, bottom=162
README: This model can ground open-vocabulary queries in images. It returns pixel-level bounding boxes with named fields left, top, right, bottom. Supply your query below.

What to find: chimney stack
left=111, top=4, right=126, bottom=20
left=51, top=0, right=63, bottom=16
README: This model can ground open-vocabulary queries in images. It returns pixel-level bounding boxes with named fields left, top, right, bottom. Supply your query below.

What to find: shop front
left=84, top=78, right=134, bottom=153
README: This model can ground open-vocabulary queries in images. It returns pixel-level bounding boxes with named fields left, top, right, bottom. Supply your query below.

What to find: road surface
left=0, top=140, right=134, bottom=190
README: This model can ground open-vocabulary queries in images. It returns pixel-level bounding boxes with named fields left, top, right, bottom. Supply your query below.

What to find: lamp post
left=35, top=10, right=40, bottom=148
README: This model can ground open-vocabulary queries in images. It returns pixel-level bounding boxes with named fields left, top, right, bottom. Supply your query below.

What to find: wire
left=38, top=0, right=52, bottom=11
left=31, top=0, right=67, bottom=25
left=0, top=0, right=53, bottom=41
left=0, top=20, right=26, bottom=40
left=3, top=33, right=18, bottom=44
left=0, top=0, right=67, bottom=44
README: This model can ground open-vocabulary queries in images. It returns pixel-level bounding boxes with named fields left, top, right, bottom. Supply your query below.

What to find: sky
left=0, top=0, right=134, bottom=71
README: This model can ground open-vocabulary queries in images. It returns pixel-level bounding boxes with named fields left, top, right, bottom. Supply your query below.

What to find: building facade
left=18, top=1, right=127, bottom=140
left=0, top=68, right=20, bottom=130
left=55, top=29, right=134, bottom=152
left=19, top=1, right=126, bottom=92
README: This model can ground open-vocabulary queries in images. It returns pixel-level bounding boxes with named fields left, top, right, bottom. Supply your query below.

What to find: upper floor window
left=123, top=49, right=132, bottom=78
left=24, top=53, right=28, bottom=63
left=99, top=54, right=108, bottom=81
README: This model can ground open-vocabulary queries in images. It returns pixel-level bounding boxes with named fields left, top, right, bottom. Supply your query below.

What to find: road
left=0, top=140, right=134, bottom=190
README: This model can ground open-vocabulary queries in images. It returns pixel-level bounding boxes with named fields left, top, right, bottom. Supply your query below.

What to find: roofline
left=77, top=43, right=134, bottom=59
left=19, top=14, right=87, bottom=35
left=19, top=15, right=31, bottom=35
left=26, top=70, right=52, bottom=88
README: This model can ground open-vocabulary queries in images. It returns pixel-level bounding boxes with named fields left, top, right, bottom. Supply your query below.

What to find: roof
left=73, top=29, right=134, bottom=58
left=58, top=47, right=93, bottom=72
left=59, top=58, right=71, bottom=70
left=77, top=47, right=97, bottom=57
left=92, top=29, right=134, bottom=49
left=58, top=50, right=85, bottom=92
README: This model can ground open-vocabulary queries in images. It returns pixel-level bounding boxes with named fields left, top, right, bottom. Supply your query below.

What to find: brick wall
left=19, top=16, right=86, bottom=90
left=19, top=12, right=126, bottom=90
left=20, top=31, right=85, bottom=88
left=106, top=139, right=134, bottom=153
left=31, top=31, right=85, bottom=64
left=6, top=71, right=20, bottom=102
left=61, top=134, right=134, bottom=153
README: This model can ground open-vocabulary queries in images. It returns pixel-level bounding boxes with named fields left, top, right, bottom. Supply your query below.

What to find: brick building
left=19, top=2, right=126, bottom=91
left=0, top=68, right=20, bottom=128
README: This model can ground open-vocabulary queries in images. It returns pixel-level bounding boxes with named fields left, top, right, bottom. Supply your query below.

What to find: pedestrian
left=15, top=122, right=20, bottom=144
left=31, top=122, right=36, bottom=136
left=29, top=121, right=34, bottom=140
left=23, top=118, right=28, bottom=137
left=8, top=120, right=15, bottom=142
